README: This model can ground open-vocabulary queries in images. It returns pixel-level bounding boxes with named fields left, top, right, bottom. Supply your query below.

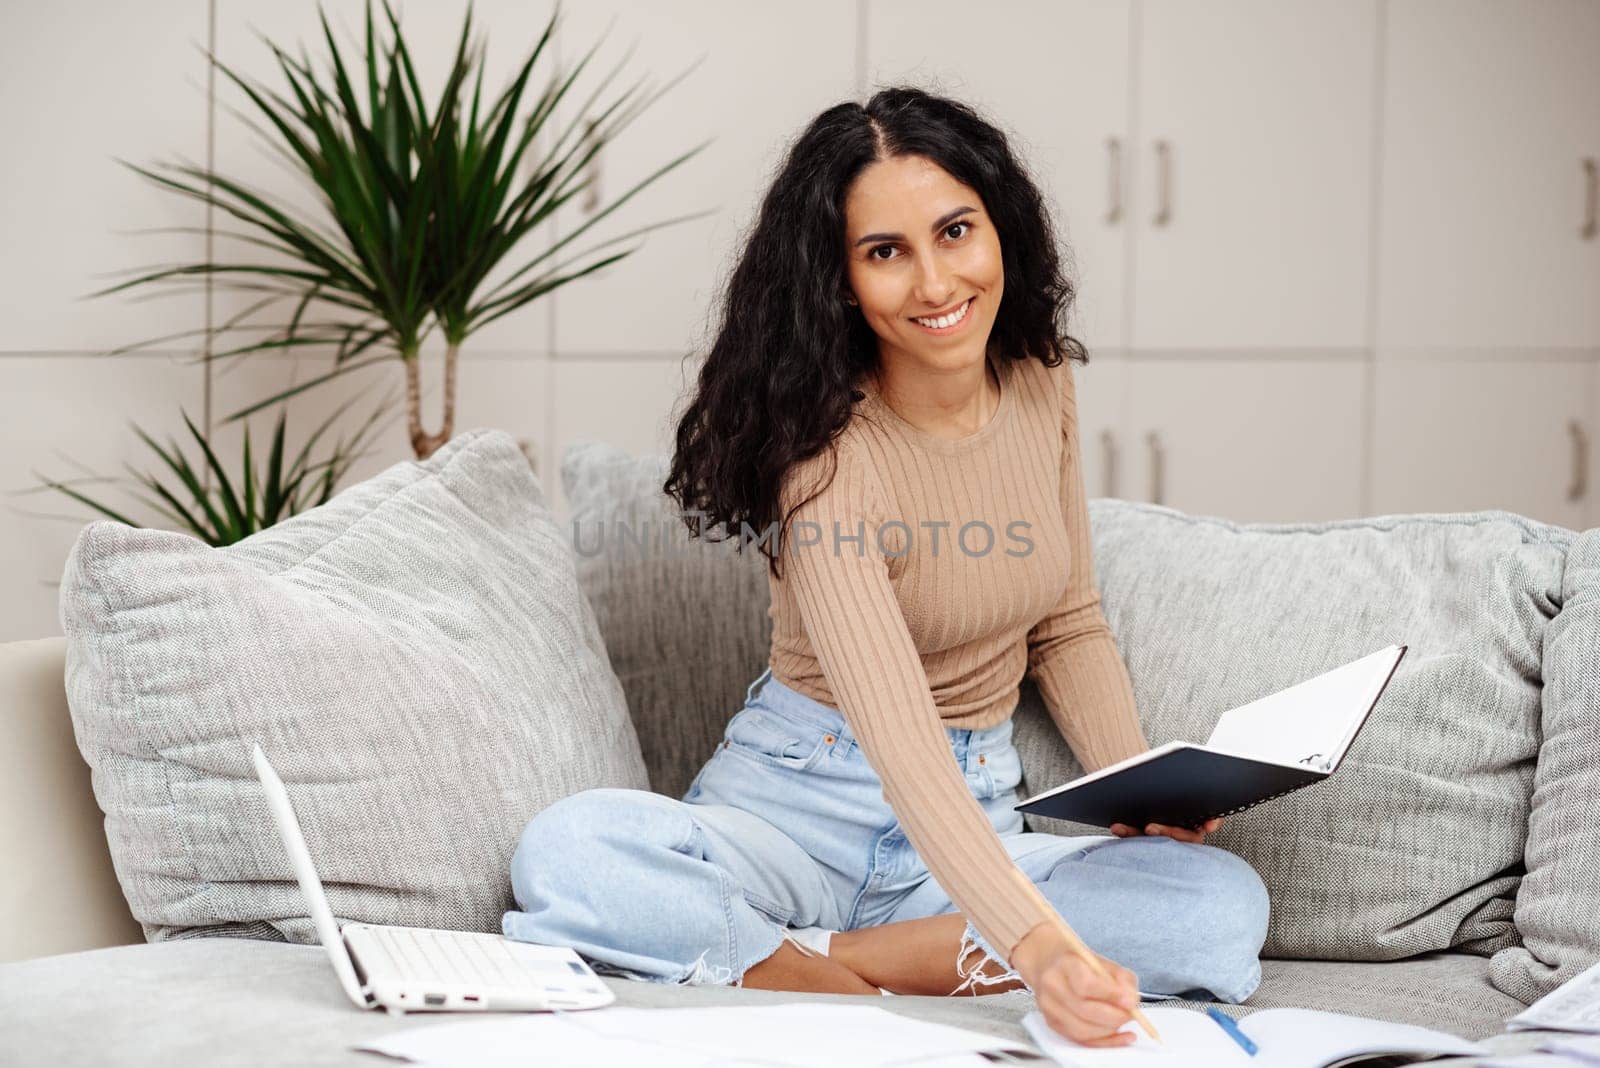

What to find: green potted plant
left=99, top=0, right=712, bottom=459
left=25, top=392, right=398, bottom=547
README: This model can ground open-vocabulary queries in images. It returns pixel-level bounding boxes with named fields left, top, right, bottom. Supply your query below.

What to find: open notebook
left=1022, top=1005, right=1486, bottom=1068
left=1016, top=644, right=1407, bottom=830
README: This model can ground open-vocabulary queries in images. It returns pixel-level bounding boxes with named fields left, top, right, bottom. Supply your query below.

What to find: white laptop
left=252, top=743, right=615, bottom=1014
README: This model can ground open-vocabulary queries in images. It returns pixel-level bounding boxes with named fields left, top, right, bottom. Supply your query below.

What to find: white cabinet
left=1591, top=364, right=1600, bottom=528
left=0, top=354, right=203, bottom=642
left=1376, top=0, right=1600, bottom=351
left=0, top=1, right=208, bottom=353
left=211, top=0, right=557, bottom=358
left=1074, top=355, right=1133, bottom=500
left=865, top=0, right=1135, bottom=352
left=1120, top=358, right=1367, bottom=522
left=1130, top=0, right=1380, bottom=351
left=546, top=1, right=857, bottom=357
left=545, top=356, right=697, bottom=519
left=1372, top=358, right=1593, bottom=530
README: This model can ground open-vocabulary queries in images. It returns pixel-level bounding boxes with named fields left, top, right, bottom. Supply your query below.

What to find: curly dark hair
left=662, top=85, right=1088, bottom=581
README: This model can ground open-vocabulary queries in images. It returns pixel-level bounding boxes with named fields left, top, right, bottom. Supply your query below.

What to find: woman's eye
left=868, top=221, right=970, bottom=261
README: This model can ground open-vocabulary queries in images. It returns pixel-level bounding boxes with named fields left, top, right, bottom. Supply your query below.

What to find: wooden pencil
left=1006, top=868, right=1164, bottom=1046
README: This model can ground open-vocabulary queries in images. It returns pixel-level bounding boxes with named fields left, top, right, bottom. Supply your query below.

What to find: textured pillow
left=1489, top=527, right=1600, bottom=1003
left=1014, top=501, right=1566, bottom=964
left=59, top=428, right=647, bottom=944
left=562, top=441, right=772, bottom=799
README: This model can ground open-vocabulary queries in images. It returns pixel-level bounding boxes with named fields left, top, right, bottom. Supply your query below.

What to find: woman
left=503, top=86, right=1270, bottom=1047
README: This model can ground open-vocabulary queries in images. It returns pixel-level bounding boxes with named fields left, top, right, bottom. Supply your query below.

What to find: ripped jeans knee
left=950, top=919, right=1029, bottom=997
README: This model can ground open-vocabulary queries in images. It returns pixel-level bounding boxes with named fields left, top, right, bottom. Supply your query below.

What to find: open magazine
left=1015, top=644, right=1408, bottom=830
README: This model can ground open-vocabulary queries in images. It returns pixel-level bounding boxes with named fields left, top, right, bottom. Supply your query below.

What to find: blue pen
left=1205, top=1006, right=1259, bottom=1057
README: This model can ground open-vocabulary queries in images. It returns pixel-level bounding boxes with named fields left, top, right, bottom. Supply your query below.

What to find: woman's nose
left=913, top=267, right=956, bottom=307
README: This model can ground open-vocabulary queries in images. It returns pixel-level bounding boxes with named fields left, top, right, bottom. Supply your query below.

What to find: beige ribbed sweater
left=766, top=353, right=1149, bottom=963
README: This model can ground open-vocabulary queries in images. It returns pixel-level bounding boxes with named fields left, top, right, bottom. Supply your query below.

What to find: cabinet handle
left=1568, top=420, right=1589, bottom=502
left=1583, top=158, right=1598, bottom=240
left=1152, top=140, right=1172, bottom=227
left=1100, top=428, right=1119, bottom=497
left=1146, top=431, right=1165, bottom=505
left=582, top=119, right=603, bottom=214
left=1105, top=138, right=1123, bottom=224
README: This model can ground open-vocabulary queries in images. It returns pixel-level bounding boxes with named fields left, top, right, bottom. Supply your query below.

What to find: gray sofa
left=3, top=431, right=1596, bottom=1066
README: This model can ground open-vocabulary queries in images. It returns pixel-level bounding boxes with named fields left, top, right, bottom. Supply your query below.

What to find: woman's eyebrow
left=853, top=205, right=977, bottom=248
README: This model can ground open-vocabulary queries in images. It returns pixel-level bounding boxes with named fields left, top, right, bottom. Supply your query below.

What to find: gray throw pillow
left=59, top=428, right=647, bottom=944
left=562, top=441, right=772, bottom=799
left=1016, top=501, right=1564, bottom=965
left=1489, top=527, right=1600, bottom=1004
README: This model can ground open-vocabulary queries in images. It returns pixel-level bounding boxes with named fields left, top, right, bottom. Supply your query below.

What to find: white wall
left=2, top=1, right=1596, bottom=641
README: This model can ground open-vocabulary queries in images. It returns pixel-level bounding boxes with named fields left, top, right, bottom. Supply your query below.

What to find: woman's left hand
left=1108, top=816, right=1223, bottom=844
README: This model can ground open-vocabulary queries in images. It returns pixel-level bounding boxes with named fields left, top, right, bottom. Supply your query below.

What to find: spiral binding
left=1197, top=779, right=1318, bottom=825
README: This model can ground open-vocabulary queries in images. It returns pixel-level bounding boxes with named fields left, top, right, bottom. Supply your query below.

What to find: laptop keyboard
left=359, top=927, right=580, bottom=990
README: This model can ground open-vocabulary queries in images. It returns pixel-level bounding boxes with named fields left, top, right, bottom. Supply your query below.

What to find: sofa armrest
left=1, top=637, right=143, bottom=961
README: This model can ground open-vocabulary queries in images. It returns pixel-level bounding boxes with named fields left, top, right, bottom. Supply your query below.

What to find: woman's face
left=841, top=154, right=1004, bottom=373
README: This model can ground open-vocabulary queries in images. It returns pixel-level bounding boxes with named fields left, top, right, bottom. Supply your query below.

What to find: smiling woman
left=502, top=85, right=1270, bottom=1050
left=842, top=155, right=1005, bottom=439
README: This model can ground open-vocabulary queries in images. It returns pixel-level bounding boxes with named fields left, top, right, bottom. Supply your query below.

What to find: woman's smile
left=910, top=296, right=976, bottom=335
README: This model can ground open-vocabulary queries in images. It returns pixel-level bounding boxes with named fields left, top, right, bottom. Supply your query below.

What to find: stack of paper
left=353, top=1003, right=1043, bottom=1067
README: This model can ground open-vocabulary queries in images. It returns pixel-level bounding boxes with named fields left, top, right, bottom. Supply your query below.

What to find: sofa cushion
left=562, top=441, right=773, bottom=798
left=58, top=428, right=647, bottom=944
left=1489, top=527, right=1600, bottom=1003
left=0, top=941, right=1537, bottom=1066
left=1016, top=502, right=1564, bottom=965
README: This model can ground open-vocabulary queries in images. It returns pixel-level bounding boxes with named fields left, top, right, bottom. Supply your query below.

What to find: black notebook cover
left=1015, top=644, right=1408, bottom=831
left=1014, top=747, right=1328, bottom=831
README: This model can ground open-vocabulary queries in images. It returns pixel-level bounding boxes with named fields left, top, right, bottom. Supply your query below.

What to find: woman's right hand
left=1010, top=922, right=1142, bottom=1048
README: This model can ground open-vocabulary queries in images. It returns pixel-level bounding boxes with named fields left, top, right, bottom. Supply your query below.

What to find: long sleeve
left=777, top=441, right=1057, bottom=963
left=1025, top=361, right=1150, bottom=774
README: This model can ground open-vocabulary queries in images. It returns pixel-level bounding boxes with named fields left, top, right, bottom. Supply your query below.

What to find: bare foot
left=830, top=914, right=1027, bottom=996
left=739, top=936, right=881, bottom=994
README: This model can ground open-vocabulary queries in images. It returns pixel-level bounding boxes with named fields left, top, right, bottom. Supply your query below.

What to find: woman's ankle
left=740, top=938, right=878, bottom=994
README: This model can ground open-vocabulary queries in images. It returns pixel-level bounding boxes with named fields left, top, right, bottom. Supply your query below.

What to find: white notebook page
left=1202, top=646, right=1402, bottom=770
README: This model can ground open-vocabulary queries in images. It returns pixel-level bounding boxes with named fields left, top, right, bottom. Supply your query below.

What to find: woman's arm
left=1025, top=360, right=1150, bottom=775
left=777, top=440, right=1055, bottom=964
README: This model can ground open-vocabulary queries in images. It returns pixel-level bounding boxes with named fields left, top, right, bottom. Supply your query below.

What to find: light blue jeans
left=503, top=667, right=1269, bottom=1002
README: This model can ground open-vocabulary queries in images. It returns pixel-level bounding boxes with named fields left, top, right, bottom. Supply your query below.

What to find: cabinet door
left=0, top=354, right=202, bottom=641
left=546, top=356, right=694, bottom=519
left=211, top=1, right=558, bottom=359
left=1125, top=358, right=1367, bottom=522
left=1131, top=0, right=1379, bottom=350
left=0, top=1, right=207, bottom=352
left=865, top=0, right=1134, bottom=352
left=1074, top=355, right=1132, bottom=500
left=548, top=2, right=856, bottom=356
left=1376, top=0, right=1600, bottom=351
left=1372, top=359, right=1592, bottom=530
left=1591, top=364, right=1600, bottom=530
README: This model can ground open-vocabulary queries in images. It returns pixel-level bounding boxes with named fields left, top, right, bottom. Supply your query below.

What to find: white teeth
left=914, top=298, right=971, bottom=329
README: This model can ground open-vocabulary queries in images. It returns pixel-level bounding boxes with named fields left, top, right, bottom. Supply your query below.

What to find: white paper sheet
left=1511, top=961, right=1600, bottom=1034
left=353, top=1003, right=1039, bottom=1068
left=1021, top=1005, right=1485, bottom=1068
